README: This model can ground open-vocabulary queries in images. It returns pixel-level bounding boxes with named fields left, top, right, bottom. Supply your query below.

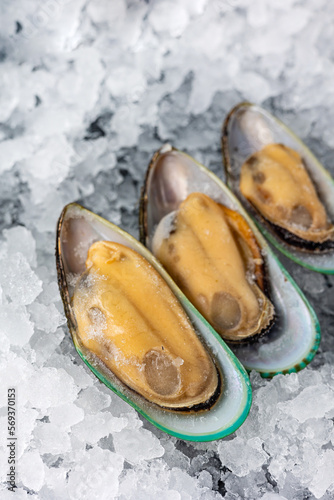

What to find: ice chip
left=19, top=450, right=45, bottom=492
left=1, top=1, right=334, bottom=498
left=72, top=413, right=127, bottom=445
left=28, top=302, right=65, bottom=334
left=67, top=447, right=124, bottom=500
left=34, top=423, right=71, bottom=455
left=24, top=367, right=79, bottom=412
left=113, top=428, right=165, bottom=465
left=148, top=2, right=189, bottom=37
left=218, top=436, right=268, bottom=477
left=0, top=253, right=42, bottom=305
left=1, top=305, right=34, bottom=347
left=308, top=449, right=334, bottom=498
left=3, top=226, right=37, bottom=267
left=75, top=385, right=111, bottom=413
left=49, top=403, right=84, bottom=430
left=278, top=385, right=334, bottom=423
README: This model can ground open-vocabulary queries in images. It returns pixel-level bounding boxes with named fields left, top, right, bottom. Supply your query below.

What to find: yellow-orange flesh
left=72, top=241, right=219, bottom=410
left=240, top=143, right=334, bottom=243
left=153, top=193, right=274, bottom=342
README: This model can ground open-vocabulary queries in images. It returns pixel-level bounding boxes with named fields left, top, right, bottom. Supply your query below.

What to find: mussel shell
left=140, top=145, right=321, bottom=376
left=56, top=203, right=252, bottom=441
left=222, top=102, right=334, bottom=273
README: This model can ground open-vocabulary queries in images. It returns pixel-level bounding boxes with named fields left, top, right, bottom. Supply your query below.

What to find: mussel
left=140, top=145, right=320, bottom=376
left=151, top=191, right=275, bottom=343
left=56, top=203, right=252, bottom=440
left=72, top=240, right=219, bottom=410
left=222, top=102, right=334, bottom=273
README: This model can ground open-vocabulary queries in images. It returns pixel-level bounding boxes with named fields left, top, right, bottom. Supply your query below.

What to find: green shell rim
left=222, top=101, right=334, bottom=274
left=56, top=203, right=252, bottom=442
left=140, top=147, right=321, bottom=378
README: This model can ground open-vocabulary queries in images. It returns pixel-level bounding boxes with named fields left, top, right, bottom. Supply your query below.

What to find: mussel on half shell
left=56, top=203, right=252, bottom=441
left=140, top=145, right=320, bottom=376
left=151, top=191, right=275, bottom=343
left=222, top=102, right=334, bottom=274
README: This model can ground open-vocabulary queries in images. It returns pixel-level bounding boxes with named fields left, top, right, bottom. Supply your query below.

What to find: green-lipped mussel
left=222, top=102, right=334, bottom=273
left=151, top=191, right=275, bottom=343
left=56, top=203, right=252, bottom=441
left=140, top=145, right=321, bottom=376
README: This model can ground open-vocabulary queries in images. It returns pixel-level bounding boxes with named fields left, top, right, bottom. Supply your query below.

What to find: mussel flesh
left=152, top=192, right=275, bottom=343
left=71, top=239, right=220, bottom=411
left=222, top=103, right=334, bottom=272
left=240, top=143, right=334, bottom=251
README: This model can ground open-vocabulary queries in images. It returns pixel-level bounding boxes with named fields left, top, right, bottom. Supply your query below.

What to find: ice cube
left=30, top=328, right=65, bottom=366
left=34, top=422, right=71, bottom=455
left=38, top=281, right=61, bottom=306
left=218, top=436, right=268, bottom=477
left=49, top=403, right=84, bottom=430
left=42, top=466, right=68, bottom=500
left=67, top=447, right=124, bottom=500
left=0, top=253, right=42, bottom=305
left=3, top=226, right=37, bottom=267
left=48, top=354, right=94, bottom=391
left=75, top=385, right=111, bottom=413
left=235, top=71, right=272, bottom=103
left=19, top=450, right=45, bottom=492
left=17, top=407, right=40, bottom=458
left=87, top=0, right=126, bottom=25
left=72, top=413, right=127, bottom=445
left=148, top=2, right=189, bottom=37
left=278, top=385, right=334, bottom=423
left=308, top=449, right=334, bottom=498
left=24, top=367, right=79, bottom=412
left=0, top=305, right=34, bottom=347
left=113, top=427, right=165, bottom=465
left=0, top=136, right=37, bottom=175
left=28, top=302, right=65, bottom=334
left=106, top=66, right=146, bottom=101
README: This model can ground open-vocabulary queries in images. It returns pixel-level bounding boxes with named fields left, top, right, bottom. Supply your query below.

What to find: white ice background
left=1, top=0, right=334, bottom=499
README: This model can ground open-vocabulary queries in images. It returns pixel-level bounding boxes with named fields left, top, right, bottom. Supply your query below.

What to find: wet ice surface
left=1, top=0, right=334, bottom=498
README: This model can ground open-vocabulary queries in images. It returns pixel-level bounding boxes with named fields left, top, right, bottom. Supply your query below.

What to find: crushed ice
left=1, top=0, right=334, bottom=499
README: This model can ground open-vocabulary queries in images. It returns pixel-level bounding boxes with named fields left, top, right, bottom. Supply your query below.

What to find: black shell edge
left=55, top=203, right=79, bottom=339
left=262, top=215, right=334, bottom=253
